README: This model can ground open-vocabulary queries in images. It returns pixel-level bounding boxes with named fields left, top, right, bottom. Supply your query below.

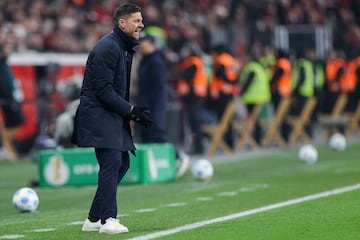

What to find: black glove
left=130, top=106, right=153, bottom=128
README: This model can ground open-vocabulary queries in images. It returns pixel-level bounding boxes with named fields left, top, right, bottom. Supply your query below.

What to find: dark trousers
left=271, top=92, right=290, bottom=140
left=183, top=96, right=205, bottom=154
left=215, top=94, right=234, bottom=149
left=345, top=87, right=360, bottom=112
left=271, top=92, right=282, bottom=112
left=272, top=93, right=313, bottom=141
left=320, top=91, right=339, bottom=114
left=245, top=104, right=262, bottom=144
left=284, top=95, right=312, bottom=140
left=88, top=148, right=130, bottom=224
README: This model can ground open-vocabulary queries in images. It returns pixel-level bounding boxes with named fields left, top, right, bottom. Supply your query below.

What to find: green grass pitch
left=0, top=140, right=359, bottom=240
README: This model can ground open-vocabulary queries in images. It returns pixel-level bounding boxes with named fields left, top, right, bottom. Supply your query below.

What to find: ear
left=118, top=18, right=126, bottom=30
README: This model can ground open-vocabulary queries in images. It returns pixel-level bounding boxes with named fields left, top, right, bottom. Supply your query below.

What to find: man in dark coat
left=135, top=33, right=167, bottom=143
left=71, top=3, right=152, bottom=235
left=135, top=33, right=190, bottom=177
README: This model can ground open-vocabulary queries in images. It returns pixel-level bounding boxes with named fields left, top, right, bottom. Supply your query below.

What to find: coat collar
left=113, top=26, right=138, bottom=52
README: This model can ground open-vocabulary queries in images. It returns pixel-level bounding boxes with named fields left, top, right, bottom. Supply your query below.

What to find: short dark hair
left=113, top=3, right=141, bottom=24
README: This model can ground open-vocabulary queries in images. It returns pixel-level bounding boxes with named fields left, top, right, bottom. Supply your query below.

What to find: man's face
left=119, top=12, right=144, bottom=40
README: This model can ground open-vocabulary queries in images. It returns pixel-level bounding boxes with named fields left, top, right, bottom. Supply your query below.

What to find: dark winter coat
left=135, top=49, right=169, bottom=143
left=0, top=57, right=15, bottom=100
left=136, top=50, right=167, bottom=131
left=72, top=27, right=137, bottom=151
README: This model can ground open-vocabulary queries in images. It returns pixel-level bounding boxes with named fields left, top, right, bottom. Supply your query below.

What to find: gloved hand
left=130, top=106, right=153, bottom=128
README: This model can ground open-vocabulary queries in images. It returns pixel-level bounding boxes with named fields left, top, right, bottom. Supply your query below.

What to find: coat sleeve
left=89, top=45, right=132, bottom=117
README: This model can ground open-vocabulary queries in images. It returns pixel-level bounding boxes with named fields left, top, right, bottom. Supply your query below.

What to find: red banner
left=10, top=65, right=37, bottom=141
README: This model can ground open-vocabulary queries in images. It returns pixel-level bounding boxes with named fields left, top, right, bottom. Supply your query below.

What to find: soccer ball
left=328, top=133, right=346, bottom=151
left=12, top=187, right=39, bottom=212
left=298, top=144, right=318, bottom=164
left=191, top=159, right=214, bottom=181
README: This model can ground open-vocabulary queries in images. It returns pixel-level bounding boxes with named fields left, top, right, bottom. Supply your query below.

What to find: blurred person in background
left=135, top=32, right=189, bottom=177
left=259, top=45, right=276, bottom=83
left=269, top=49, right=293, bottom=140
left=209, top=44, right=240, bottom=150
left=320, top=49, right=346, bottom=114
left=36, top=62, right=63, bottom=136
left=135, top=32, right=167, bottom=145
left=71, top=3, right=152, bottom=235
left=313, top=52, right=326, bottom=114
left=270, top=49, right=292, bottom=111
left=176, top=42, right=208, bottom=155
left=239, top=54, right=271, bottom=144
left=286, top=49, right=316, bottom=141
left=344, top=51, right=360, bottom=113
left=53, top=82, right=80, bottom=148
left=306, top=48, right=323, bottom=126
left=0, top=40, right=25, bottom=161
left=34, top=81, right=81, bottom=152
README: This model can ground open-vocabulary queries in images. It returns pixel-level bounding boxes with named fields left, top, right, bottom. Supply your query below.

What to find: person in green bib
left=285, top=49, right=316, bottom=141
left=239, top=55, right=271, bottom=144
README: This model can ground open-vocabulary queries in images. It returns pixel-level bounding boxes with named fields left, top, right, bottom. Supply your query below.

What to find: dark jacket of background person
left=136, top=48, right=168, bottom=142
left=0, top=59, right=15, bottom=101
left=270, top=50, right=292, bottom=110
left=209, top=45, right=240, bottom=149
left=0, top=42, right=25, bottom=160
left=320, top=53, right=346, bottom=113
left=0, top=55, right=24, bottom=128
left=344, top=55, right=360, bottom=112
left=71, top=26, right=136, bottom=152
left=176, top=50, right=208, bottom=154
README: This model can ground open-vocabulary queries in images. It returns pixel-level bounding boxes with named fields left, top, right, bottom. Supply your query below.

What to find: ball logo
left=44, top=155, right=70, bottom=186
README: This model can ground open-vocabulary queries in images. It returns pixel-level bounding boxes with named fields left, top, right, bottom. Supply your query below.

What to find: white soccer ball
left=12, top=187, right=39, bottom=212
left=298, top=144, right=318, bottom=164
left=191, top=159, right=214, bottom=181
left=328, top=133, right=346, bottom=151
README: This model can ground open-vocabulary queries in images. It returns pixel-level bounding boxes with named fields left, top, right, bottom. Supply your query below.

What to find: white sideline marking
left=26, top=228, right=56, bottom=233
left=238, top=187, right=256, bottom=192
left=217, top=191, right=238, bottom=196
left=162, top=202, right=187, bottom=207
left=65, top=221, right=84, bottom=225
left=195, top=197, right=213, bottom=201
left=0, top=235, right=24, bottom=239
left=253, top=184, right=269, bottom=188
left=127, top=183, right=360, bottom=240
left=133, top=208, right=157, bottom=213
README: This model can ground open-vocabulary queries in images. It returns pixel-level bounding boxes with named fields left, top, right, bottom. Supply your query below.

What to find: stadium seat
left=202, top=101, right=236, bottom=156
left=234, top=102, right=264, bottom=151
left=261, top=98, right=291, bottom=148
left=286, top=97, right=317, bottom=145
